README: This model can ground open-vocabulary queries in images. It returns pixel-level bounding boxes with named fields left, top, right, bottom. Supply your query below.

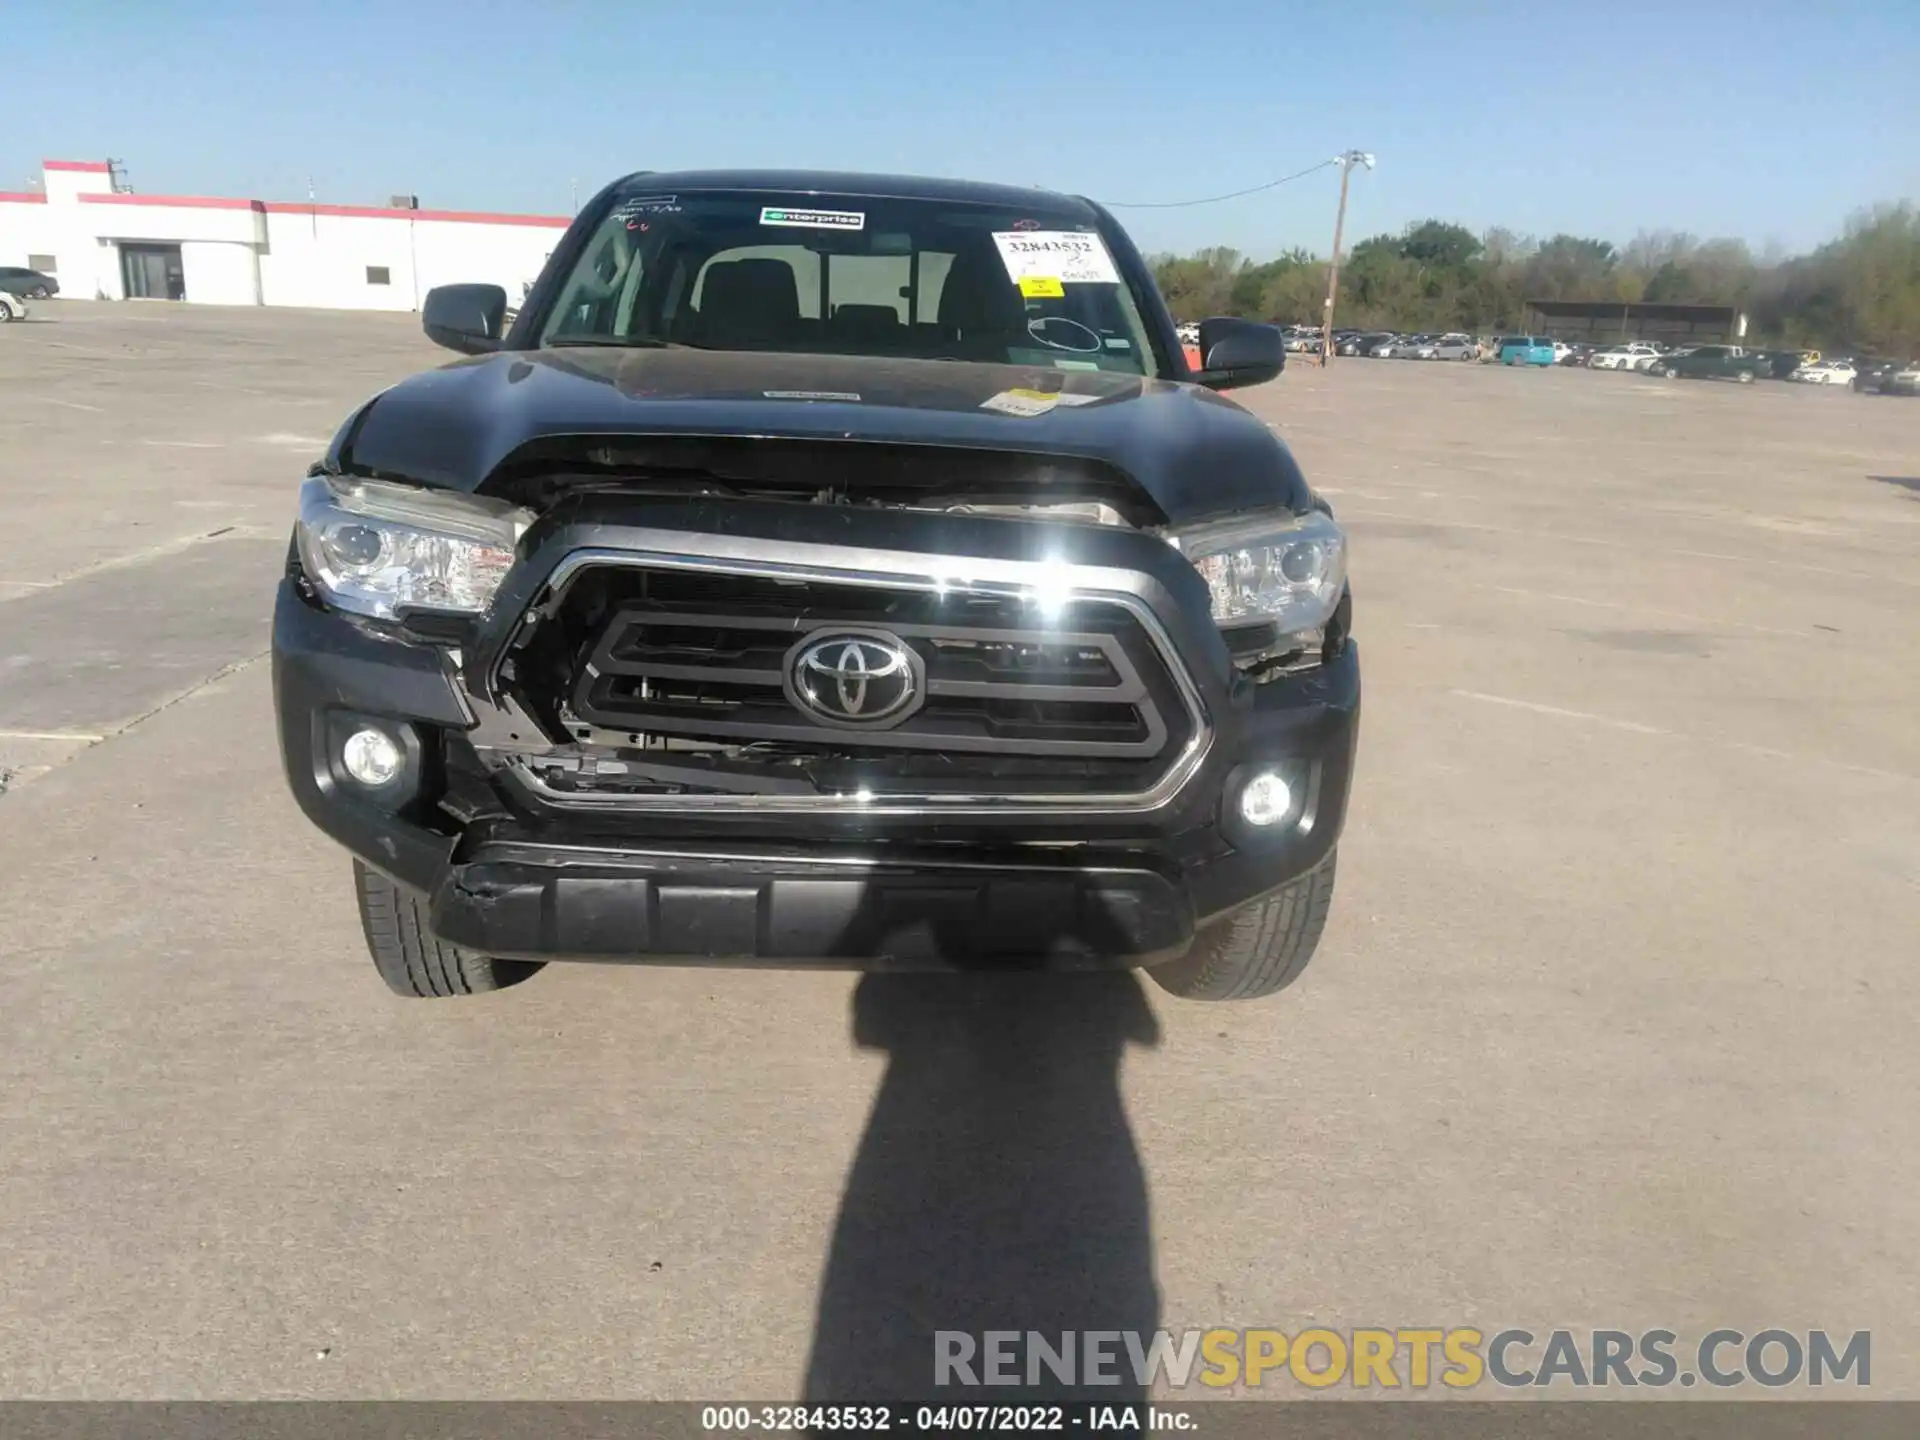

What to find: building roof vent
left=389, top=194, right=419, bottom=210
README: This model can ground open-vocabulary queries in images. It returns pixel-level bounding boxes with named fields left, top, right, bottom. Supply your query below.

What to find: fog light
left=341, top=727, right=403, bottom=787
left=1238, top=769, right=1294, bottom=827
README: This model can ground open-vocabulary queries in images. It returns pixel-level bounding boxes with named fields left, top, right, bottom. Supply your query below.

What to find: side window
left=542, top=222, right=641, bottom=339
left=914, top=252, right=955, bottom=324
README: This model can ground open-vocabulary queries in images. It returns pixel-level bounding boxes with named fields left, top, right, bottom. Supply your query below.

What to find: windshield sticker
left=1103, top=337, right=1132, bottom=350
left=763, top=390, right=863, bottom=402
left=1018, top=275, right=1065, bottom=299
left=993, top=230, right=1120, bottom=286
left=1051, top=359, right=1101, bottom=372
left=615, top=195, right=681, bottom=222
left=760, top=206, right=866, bottom=231
left=980, top=387, right=1063, bottom=418
left=979, top=387, right=1103, bottom=417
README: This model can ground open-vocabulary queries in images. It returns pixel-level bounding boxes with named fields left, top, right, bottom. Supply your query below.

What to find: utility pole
left=1319, top=150, right=1375, bottom=366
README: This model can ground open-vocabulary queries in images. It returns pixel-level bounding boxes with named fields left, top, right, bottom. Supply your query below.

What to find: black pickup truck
left=273, top=169, right=1360, bottom=1002
left=1650, top=344, right=1768, bottom=383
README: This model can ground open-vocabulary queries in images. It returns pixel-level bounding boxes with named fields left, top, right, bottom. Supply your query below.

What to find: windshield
left=536, top=188, right=1166, bottom=378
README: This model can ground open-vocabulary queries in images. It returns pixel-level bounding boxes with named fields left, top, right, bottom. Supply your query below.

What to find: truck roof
left=609, top=168, right=1102, bottom=219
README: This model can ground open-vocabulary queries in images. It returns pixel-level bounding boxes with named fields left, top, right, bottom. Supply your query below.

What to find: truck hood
left=330, top=347, right=1312, bottom=523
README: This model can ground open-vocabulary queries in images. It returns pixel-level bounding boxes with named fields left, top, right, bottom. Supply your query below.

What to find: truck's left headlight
left=295, top=475, right=533, bottom=621
left=1166, top=508, right=1348, bottom=637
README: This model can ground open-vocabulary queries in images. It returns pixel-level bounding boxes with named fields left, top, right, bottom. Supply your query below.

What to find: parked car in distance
left=1888, top=363, right=1920, bottom=396
left=1850, top=358, right=1903, bottom=393
left=1749, top=349, right=1807, bottom=380
left=1340, top=331, right=1392, bottom=356
left=0, top=266, right=58, bottom=299
left=1794, top=359, right=1857, bottom=386
left=1416, top=334, right=1477, bottom=360
left=1651, top=344, right=1767, bottom=382
left=1591, top=343, right=1662, bottom=371
left=1496, top=336, right=1555, bottom=366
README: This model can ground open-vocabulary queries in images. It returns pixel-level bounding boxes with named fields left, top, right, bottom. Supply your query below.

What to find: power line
left=1097, top=157, right=1341, bottom=210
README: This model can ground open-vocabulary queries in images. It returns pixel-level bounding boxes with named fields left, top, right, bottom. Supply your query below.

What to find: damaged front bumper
left=272, top=503, right=1360, bottom=971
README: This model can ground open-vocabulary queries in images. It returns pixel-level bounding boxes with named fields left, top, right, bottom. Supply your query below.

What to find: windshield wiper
left=544, top=335, right=699, bottom=350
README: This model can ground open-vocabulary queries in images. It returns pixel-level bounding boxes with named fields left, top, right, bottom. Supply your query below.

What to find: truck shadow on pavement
left=801, top=953, right=1163, bottom=1405
left=1868, top=475, right=1920, bottom=498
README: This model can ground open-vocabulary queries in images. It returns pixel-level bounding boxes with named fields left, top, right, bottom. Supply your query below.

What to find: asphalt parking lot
left=2, top=303, right=1917, bottom=1399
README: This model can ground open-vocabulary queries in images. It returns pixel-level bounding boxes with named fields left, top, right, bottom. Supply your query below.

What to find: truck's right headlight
left=295, top=475, right=533, bottom=621
left=1164, top=509, right=1348, bottom=639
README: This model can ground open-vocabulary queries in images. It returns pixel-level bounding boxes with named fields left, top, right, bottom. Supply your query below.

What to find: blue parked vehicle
left=1497, top=335, right=1556, bottom=366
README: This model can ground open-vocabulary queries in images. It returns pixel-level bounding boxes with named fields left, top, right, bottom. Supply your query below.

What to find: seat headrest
left=833, top=303, right=903, bottom=341
left=697, top=258, right=801, bottom=344
left=936, top=246, right=1029, bottom=337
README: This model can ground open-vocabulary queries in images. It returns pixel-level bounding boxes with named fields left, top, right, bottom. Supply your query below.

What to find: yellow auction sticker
left=1019, top=275, right=1065, bottom=298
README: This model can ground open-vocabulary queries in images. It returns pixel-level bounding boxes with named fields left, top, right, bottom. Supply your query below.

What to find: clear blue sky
left=5, top=0, right=1915, bottom=259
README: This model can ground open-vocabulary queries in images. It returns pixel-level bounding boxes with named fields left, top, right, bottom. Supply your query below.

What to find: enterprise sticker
left=992, top=230, right=1120, bottom=286
left=761, top=206, right=865, bottom=231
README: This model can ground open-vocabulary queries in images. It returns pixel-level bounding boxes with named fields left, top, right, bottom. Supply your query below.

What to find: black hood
left=329, top=348, right=1311, bottom=523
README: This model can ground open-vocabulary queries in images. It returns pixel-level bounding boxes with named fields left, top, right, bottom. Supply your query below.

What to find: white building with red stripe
left=1, top=159, right=567, bottom=310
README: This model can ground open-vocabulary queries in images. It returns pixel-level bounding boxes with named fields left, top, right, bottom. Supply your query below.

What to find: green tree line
left=1149, top=203, right=1920, bottom=355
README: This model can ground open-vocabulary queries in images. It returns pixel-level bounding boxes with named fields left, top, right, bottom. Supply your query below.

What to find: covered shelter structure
left=1521, top=299, right=1738, bottom=347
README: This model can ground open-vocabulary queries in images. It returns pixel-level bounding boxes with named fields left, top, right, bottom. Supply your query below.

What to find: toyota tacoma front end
left=271, top=169, right=1360, bottom=1001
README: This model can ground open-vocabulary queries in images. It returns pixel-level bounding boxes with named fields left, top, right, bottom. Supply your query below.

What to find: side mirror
left=1193, top=317, right=1285, bottom=390
left=422, top=283, right=508, bottom=355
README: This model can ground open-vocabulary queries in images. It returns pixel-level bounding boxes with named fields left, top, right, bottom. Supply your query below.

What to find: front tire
left=353, top=860, right=544, bottom=998
left=0, top=298, right=17, bottom=323
left=1148, top=852, right=1337, bottom=1002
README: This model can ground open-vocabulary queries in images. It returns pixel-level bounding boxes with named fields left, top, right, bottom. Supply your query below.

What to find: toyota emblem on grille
left=786, top=631, right=923, bottom=728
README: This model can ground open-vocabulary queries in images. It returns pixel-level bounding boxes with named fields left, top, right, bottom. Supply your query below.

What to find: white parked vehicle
left=1590, top=343, right=1662, bottom=371
left=0, top=292, right=26, bottom=323
left=1794, top=360, right=1856, bottom=386
left=1416, top=335, right=1477, bottom=360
